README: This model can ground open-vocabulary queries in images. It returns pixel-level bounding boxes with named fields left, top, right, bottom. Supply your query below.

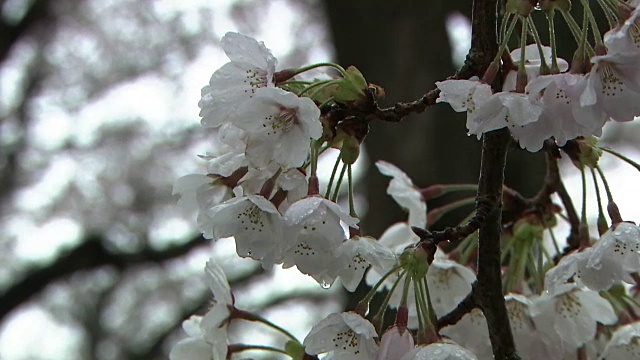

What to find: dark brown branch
left=413, top=211, right=485, bottom=245
left=0, top=234, right=208, bottom=323
left=476, top=129, right=519, bottom=360
left=437, top=282, right=480, bottom=330
left=373, top=51, right=485, bottom=123
left=373, top=87, right=441, bottom=122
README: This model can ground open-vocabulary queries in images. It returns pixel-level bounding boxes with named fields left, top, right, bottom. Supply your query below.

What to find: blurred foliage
left=0, top=0, right=337, bottom=359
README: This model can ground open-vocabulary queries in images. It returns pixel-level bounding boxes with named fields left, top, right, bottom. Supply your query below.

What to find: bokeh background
left=0, top=1, right=638, bottom=359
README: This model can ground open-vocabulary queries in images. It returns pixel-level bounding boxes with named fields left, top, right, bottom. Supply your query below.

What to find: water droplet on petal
left=320, top=281, right=331, bottom=289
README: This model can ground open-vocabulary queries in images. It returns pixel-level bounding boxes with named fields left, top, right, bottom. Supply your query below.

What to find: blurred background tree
left=1, top=1, right=638, bottom=359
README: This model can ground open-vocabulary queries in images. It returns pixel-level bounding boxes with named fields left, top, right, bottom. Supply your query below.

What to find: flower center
left=263, top=108, right=297, bottom=136
left=631, top=20, right=640, bottom=49
left=599, top=62, right=624, bottom=98
left=237, top=204, right=265, bottom=232
left=332, top=328, right=361, bottom=354
left=557, top=292, right=582, bottom=319
left=244, top=68, right=269, bottom=96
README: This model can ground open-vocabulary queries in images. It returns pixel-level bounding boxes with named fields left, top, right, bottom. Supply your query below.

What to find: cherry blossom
left=334, top=236, right=397, bottom=292
left=206, top=195, right=286, bottom=268
left=376, top=160, right=427, bottom=228
left=426, top=252, right=476, bottom=318
left=531, top=284, right=617, bottom=351
left=230, top=87, right=322, bottom=168
left=503, top=44, right=568, bottom=92
left=545, top=222, right=640, bottom=292
left=303, top=312, right=379, bottom=359
left=599, top=321, right=640, bottom=359
left=440, top=308, right=492, bottom=359
left=400, top=341, right=478, bottom=360
left=172, top=174, right=233, bottom=239
left=282, top=196, right=358, bottom=285
left=202, top=123, right=249, bottom=178
left=376, top=326, right=414, bottom=360
left=199, top=32, right=277, bottom=128
left=604, top=6, right=640, bottom=54
left=505, top=294, right=562, bottom=360
left=517, top=73, right=603, bottom=151
left=170, top=261, right=233, bottom=360
left=581, top=51, right=640, bottom=123
left=435, top=78, right=492, bottom=116
left=466, top=92, right=543, bottom=139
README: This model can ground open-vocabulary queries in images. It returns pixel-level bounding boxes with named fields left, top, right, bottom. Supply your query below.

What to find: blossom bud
left=274, top=68, right=297, bottom=84
left=334, top=66, right=369, bottom=108
left=376, top=325, right=414, bottom=360
left=400, top=246, right=430, bottom=279
left=539, top=0, right=571, bottom=12
left=340, top=135, right=360, bottom=164
left=563, top=137, right=602, bottom=169
left=506, top=0, right=537, bottom=16
left=285, top=340, right=306, bottom=360
left=513, top=216, right=544, bottom=247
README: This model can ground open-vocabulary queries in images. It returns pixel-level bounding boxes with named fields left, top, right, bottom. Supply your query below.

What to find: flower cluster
left=171, top=3, right=640, bottom=357
left=437, top=5, right=640, bottom=152
left=174, top=32, right=398, bottom=290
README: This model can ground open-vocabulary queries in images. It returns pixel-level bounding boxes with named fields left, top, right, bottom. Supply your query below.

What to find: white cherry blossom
left=400, top=341, right=478, bottom=360
left=581, top=52, right=640, bottom=123
left=376, top=160, right=427, bottom=228
left=467, top=92, right=544, bottom=139
left=170, top=261, right=233, bottom=360
left=334, top=236, right=397, bottom=292
left=599, top=321, right=640, bottom=360
left=206, top=195, right=285, bottom=268
left=173, top=174, right=233, bottom=239
left=169, top=316, right=220, bottom=360
left=231, top=87, right=322, bottom=168
left=303, top=312, right=379, bottom=359
left=199, top=32, right=277, bottom=128
left=427, top=251, right=476, bottom=318
left=521, top=73, right=604, bottom=151
left=282, top=196, right=358, bottom=285
left=440, top=308, right=492, bottom=359
left=585, top=222, right=640, bottom=286
left=435, top=78, right=493, bottom=115
left=604, top=6, right=640, bottom=54
left=505, top=294, right=562, bottom=360
left=531, top=284, right=617, bottom=351
left=202, top=124, right=249, bottom=178
left=546, top=222, right=640, bottom=292
left=377, top=326, right=414, bottom=360
left=503, top=44, right=569, bottom=92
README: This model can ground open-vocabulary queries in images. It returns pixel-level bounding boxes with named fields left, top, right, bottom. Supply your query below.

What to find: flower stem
left=600, top=146, right=640, bottom=173
left=347, top=164, right=357, bottom=218
left=595, top=165, right=614, bottom=203
left=546, top=9, right=561, bottom=73
left=228, top=343, right=290, bottom=356
left=580, top=0, right=604, bottom=47
left=331, top=162, right=347, bottom=202
left=297, top=78, right=342, bottom=97
left=233, top=308, right=299, bottom=342
left=325, top=154, right=341, bottom=199
left=526, top=16, right=550, bottom=74
left=290, top=62, right=348, bottom=77
left=580, top=166, right=588, bottom=224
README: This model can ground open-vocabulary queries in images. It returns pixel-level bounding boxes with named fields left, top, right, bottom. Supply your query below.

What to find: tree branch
left=476, top=129, right=519, bottom=360
left=0, top=234, right=208, bottom=323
